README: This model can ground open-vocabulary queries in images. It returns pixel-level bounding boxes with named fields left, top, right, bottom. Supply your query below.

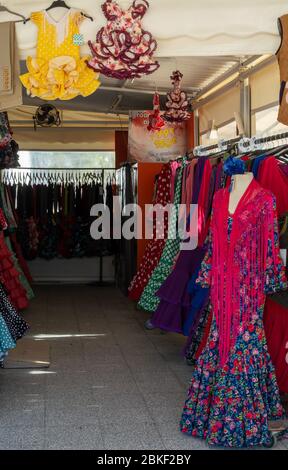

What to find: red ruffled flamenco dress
left=0, top=210, right=28, bottom=310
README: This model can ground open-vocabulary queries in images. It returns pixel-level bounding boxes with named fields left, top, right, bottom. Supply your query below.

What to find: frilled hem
left=138, top=264, right=172, bottom=312
left=20, top=55, right=100, bottom=100
left=152, top=302, right=190, bottom=334
left=180, top=337, right=284, bottom=447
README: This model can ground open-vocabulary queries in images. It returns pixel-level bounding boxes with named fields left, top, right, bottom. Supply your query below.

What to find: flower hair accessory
left=223, top=156, right=246, bottom=177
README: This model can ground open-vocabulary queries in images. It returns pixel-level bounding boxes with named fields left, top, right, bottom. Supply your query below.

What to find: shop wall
left=250, top=60, right=281, bottom=135
left=250, top=61, right=279, bottom=111
left=137, top=162, right=164, bottom=268
left=13, top=128, right=115, bottom=151
left=198, top=87, right=240, bottom=136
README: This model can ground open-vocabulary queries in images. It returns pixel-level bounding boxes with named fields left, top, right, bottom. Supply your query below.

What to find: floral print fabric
left=180, top=193, right=287, bottom=448
left=88, top=0, right=159, bottom=79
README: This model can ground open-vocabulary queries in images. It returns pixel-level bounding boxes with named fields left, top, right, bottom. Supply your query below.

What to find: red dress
left=264, top=296, right=288, bottom=394
left=0, top=209, right=28, bottom=310
left=128, top=163, right=171, bottom=301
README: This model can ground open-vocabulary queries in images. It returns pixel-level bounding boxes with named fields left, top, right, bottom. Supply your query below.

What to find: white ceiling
left=1, top=0, right=285, bottom=56
left=0, top=0, right=283, bottom=114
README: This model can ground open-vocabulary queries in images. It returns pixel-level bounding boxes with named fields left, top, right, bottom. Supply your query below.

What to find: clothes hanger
left=0, top=3, right=26, bottom=23
left=24, top=1, right=93, bottom=23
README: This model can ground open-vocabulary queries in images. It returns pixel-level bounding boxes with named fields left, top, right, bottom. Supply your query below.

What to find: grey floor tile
left=0, top=286, right=223, bottom=450
left=102, top=423, right=165, bottom=450
left=45, top=402, right=100, bottom=427
left=93, top=390, right=147, bottom=409
left=132, top=370, right=184, bottom=393
left=0, top=400, right=45, bottom=427
left=98, top=405, right=151, bottom=424
left=45, top=425, right=104, bottom=450
left=0, top=426, right=45, bottom=450
left=163, top=435, right=210, bottom=450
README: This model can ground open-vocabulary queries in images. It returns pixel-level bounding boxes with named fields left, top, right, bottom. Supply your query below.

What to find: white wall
left=28, top=257, right=115, bottom=284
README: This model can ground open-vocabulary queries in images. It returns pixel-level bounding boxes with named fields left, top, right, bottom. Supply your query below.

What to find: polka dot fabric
left=0, top=311, right=16, bottom=361
left=20, top=10, right=100, bottom=100
left=128, top=163, right=172, bottom=301
left=0, top=284, right=29, bottom=342
left=138, top=158, right=187, bottom=312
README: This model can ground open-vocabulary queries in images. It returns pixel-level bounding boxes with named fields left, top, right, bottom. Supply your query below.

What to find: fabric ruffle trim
left=20, top=55, right=100, bottom=100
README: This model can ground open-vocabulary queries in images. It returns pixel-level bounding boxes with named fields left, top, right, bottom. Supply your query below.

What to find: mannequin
left=228, top=172, right=254, bottom=215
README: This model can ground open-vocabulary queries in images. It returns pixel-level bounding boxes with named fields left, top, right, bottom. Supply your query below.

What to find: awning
left=0, top=0, right=285, bottom=58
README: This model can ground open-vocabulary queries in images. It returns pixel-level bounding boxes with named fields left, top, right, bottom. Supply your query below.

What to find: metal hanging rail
left=193, top=136, right=242, bottom=156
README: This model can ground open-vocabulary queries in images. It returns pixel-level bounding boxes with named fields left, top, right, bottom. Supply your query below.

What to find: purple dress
left=151, top=158, right=210, bottom=333
left=152, top=247, right=206, bottom=333
left=151, top=162, right=223, bottom=335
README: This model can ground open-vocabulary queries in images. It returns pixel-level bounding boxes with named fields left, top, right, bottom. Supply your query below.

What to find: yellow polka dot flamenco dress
left=20, top=9, right=100, bottom=100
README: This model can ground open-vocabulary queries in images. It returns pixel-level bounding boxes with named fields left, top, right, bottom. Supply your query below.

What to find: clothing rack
left=193, top=137, right=241, bottom=156
left=238, top=131, right=288, bottom=152
left=0, top=167, right=116, bottom=287
left=0, top=167, right=115, bottom=186
left=193, top=132, right=288, bottom=157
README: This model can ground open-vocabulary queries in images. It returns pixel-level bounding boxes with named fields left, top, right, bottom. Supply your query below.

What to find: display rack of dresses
left=138, top=158, right=186, bottom=312
left=128, top=163, right=171, bottom=301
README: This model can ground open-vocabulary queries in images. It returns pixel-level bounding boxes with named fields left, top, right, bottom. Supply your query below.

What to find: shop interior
left=0, top=0, right=288, bottom=451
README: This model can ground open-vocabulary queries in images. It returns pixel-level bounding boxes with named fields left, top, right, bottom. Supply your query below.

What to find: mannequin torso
left=228, top=173, right=254, bottom=215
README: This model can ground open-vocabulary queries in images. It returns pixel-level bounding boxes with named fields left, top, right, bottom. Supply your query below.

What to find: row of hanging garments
left=0, top=180, right=33, bottom=365
left=2, top=169, right=116, bottom=261
left=129, top=135, right=288, bottom=448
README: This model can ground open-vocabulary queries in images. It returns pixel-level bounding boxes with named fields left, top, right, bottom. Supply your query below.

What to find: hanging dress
left=180, top=179, right=287, bottom=448
left=0, top=284, right=29, bottom=342
left=151, top=160, right=213, bottom=333
left=0, top=313, right=16, bottom=363
left=0, top=208, right=29, bottom=311
left=88, top=0, right=159, bottom=79
left=138, top=158, right=186, bottom=312
left=128, top=163, right=172, bottom=301
left=20, top=9, right=100, bottom=100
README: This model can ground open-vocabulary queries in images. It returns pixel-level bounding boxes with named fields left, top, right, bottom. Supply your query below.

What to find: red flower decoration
left=147, top=92, right=165, bottom=132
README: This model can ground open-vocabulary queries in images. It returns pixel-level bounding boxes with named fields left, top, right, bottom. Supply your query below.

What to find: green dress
left=138, top=158, right=186, bottom=312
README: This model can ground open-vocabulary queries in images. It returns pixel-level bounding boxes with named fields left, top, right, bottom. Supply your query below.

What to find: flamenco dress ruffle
left=0, top=233, right=28, bottom=310
left=4, top=236, right=34, bottom=301
left=0, top=313, right=16, bottom=363
left=0, top=285, right=29, bottom=342
left=180, top=316, right=284, bottom=447
left=152, top=247, right=206, bottom=333
left=128, top=163, right=172, bottom=301
left=138, top=161, right=186, bottom=313
left=20, top=55, right=100, bottom=101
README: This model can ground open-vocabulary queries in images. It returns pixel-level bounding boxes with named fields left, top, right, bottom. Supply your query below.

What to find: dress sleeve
left=264, top=196, right=287, bottom=294
left=30, top=11, right=43, bottom=26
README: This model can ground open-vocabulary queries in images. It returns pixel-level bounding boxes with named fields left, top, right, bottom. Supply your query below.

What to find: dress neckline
left=227, top=177, right=254, bottom=217
left=44, top=8, right=71, bottom=25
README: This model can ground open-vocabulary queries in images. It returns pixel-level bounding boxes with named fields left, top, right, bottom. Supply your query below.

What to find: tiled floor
left=0, top=285, right=287, bottom=450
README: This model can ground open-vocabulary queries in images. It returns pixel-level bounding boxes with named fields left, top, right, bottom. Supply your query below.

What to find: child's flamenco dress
left=20, top=9, right=100, bottom=100
left=180, top=179, right=287, bottom=448
left=88, top=0, right=159, bottom=79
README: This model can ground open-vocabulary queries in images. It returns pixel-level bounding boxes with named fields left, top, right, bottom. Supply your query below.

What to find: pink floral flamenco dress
left=180, top=179, right=287, bottom=448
